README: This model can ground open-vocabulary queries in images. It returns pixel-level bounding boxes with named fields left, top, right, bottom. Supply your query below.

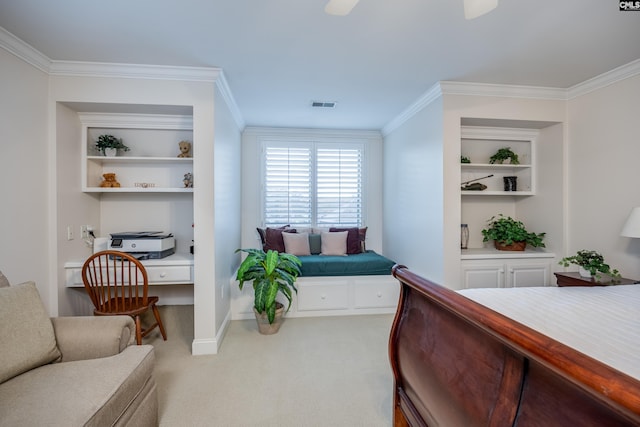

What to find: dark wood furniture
left=389, top=265, right=640, bottom=427
left=554, top=271, right=638, bottom=287
left=82, top=250, right=167, bottom=345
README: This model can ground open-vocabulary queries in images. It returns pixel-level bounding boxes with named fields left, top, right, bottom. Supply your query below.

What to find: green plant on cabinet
left=481, top=215, right=545, bottom=248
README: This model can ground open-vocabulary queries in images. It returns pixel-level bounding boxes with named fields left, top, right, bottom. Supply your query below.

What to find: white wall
left=383, top=97, right=445, bottom=283
left=0, top=48, right=52, bottom=310
left=212, top=84, right=242, bottom=341
left=567, top=74, right=640, bottom=279
left=240, top=127, right=385, bottom=253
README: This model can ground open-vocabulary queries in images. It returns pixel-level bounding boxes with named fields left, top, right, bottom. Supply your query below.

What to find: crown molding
left=461, top=126, right=539, bottom=140
left=215, top=71, right=246, bottom=130
left=0, top=26, right=51, bottom=73
left=567, top=58, right=640, bottom=99
left=439, top=81, right=567, bottom=100
left=382, top=82, right=443, bottom=136
left=49, top=60, right=222, bottom=82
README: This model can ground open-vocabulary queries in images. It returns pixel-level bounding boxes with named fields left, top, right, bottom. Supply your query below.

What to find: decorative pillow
left=358, top=226, right=368, bottom=252
left=329, top=227, right=362, bottom=254
left=264, top=227, right=296, bottom=252
left=283, top=232, right=311, bottom=256
left=256, top=225, right=289, bottom=251
left=321, top=231, right=348, bottom=256
left=0, top=270, right=9, bottom=288
left=0, top=282, right=61, bottom=384
left=308, top=233, right=322, bottom=255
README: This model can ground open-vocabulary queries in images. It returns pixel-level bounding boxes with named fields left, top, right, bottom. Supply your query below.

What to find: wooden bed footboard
left=388, top=265, right=640, bottom=427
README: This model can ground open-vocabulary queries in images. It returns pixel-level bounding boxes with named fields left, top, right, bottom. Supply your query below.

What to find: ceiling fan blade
left=325, top=0, right=360, bottom=16
left=464, top=0, right=499, bottom=19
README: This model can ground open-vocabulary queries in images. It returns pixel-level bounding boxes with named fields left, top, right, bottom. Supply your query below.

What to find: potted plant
left=235, top=248, right=302, bottom=334
left=489, top=147, right=519, bottom=164
left=95, top=134, right=130, bottom=156
left=559, top=250, right=621, bottom=280
left=481, top=215, right=546, bottom=251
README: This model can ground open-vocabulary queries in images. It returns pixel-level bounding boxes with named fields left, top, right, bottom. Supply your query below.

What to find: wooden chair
left=81, top=250, right=167, bottom=345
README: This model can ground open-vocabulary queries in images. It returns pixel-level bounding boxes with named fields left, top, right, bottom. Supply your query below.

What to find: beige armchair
left=0, top=277, right=158, bottom=427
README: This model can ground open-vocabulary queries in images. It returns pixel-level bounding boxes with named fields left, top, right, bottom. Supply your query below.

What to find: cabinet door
left=507, top=262, right=550, bottom=287
left=461, top=263, right=505, bottom=289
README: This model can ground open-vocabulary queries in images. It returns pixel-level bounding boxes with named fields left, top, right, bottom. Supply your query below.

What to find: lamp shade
left=621, top=207, right=640, bottom=238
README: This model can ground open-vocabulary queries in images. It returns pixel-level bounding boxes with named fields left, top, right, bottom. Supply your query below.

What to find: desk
left=554, top=272, right=638, bottom=287
left=64, top=253, right=194, bottom=287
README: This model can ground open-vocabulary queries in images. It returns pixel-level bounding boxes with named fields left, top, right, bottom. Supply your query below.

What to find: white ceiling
left=1, top=0, right=639, bottom=130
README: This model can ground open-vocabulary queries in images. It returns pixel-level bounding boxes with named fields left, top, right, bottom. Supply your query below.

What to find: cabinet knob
left=377, top=292, right=382, bottom=298
left=321, top=294, right=326, bottom=300
left=159, top=272, right=167, bottom=278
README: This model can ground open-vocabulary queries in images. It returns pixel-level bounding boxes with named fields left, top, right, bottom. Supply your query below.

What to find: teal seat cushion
left=297, top=250, right=395, bottom=276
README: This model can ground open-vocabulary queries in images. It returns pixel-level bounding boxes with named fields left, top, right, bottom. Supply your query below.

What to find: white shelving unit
left=461, top=126, right=536, bottom=196
left=81, top=113, right=193, bottom=193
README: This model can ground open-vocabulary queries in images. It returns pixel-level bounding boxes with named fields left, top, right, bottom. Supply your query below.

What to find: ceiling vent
left=311, top=101, right=336, bottom=108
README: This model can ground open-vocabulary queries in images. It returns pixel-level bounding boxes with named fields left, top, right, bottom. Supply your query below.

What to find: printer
left=109, top=231, right=176, bottom=259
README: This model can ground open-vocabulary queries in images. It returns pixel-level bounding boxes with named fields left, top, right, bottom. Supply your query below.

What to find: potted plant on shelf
left=95, top=134, right=130, bottom=157
left=559, top=250, right=621, bottom=280
left=235, top=248, right=301, bottom=334
left=481, top=215, right=546, bottom=251
left=489, top=147, right=519, bottom=165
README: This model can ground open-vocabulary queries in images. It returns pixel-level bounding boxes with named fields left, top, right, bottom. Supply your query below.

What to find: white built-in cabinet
left=460, top=253, right=554, bottom=289
left=66, top=113, right=195, bottom=288
left=460, top=125, right=555, bottom=288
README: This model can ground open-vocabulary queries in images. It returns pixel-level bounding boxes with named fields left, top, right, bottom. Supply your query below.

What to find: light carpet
left=147, top=306, right=394, bottom=426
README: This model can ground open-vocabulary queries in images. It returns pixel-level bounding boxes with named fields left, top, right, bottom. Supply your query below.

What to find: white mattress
left=458, top=285, right=640, bottom=380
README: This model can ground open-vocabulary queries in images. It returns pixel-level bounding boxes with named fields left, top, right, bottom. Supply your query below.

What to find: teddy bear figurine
left=99, top=172, right=121, bottom=188
left=177, top=140, right=192, bottom=158
left=183, top=172, right=193, bottom=188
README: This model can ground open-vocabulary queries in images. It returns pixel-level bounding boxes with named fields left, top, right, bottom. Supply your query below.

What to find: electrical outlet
left=67, top=226, right=74, bottom=240
left=80, top=225, right=93, bottom=239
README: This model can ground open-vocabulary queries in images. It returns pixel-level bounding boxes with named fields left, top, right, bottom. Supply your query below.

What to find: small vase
left=461, top=224, right=469, bottom=250
left=103, top=148, right=117, bottom=157
left=578, top=267, right=592, bottom=278
left=503, top=176, right=517, bottom=191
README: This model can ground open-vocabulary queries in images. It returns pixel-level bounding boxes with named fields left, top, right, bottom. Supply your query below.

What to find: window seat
left=297, top=250, right=395, bottom=277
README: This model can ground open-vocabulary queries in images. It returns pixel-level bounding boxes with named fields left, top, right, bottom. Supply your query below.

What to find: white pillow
left=321, top=231, right=348, bottom=256
left=282, top=232, right=311, bottom=256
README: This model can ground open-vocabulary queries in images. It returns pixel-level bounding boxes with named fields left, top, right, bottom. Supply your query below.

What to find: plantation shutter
left=316, top=147, right=362, bottom=228
left=264, top=146, right=312, bottom=227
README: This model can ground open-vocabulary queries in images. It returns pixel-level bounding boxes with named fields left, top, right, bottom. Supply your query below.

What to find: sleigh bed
left=389, top=265, right=640, bottom=427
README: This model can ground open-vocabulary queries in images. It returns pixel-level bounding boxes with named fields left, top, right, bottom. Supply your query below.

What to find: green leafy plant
left=461, top=155, right=471, bottom=164
left=481, top=215, right=546, bottom=247
left=95, top=134, right=130, bottom=154
left=489, top=147, right=519, bottom=164
left=559, top=250, right=620, bottom=279
left=235, top=248, right=301, bottom=324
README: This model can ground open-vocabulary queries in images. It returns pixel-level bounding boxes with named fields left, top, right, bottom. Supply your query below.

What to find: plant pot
left=494, top=240, right=526, bottom=251
left=253, top=302, right=285, bottom=335
left=103, top=148, right=117, bottom=157
left=578, top=267, right=592, bottom=278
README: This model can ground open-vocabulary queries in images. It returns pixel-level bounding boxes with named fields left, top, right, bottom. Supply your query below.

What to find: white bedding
left=458, top=285, right=640, bottom=380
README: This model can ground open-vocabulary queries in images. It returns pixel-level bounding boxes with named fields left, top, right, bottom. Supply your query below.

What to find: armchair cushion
left=0, top=281, right=61, bottom=384
left=51, top=316, right=135, bottom=362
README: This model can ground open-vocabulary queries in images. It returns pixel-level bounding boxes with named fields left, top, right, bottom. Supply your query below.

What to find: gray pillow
left=0, top=270, right=9, bottom=288
left=0, top=282, right=61, bottom=384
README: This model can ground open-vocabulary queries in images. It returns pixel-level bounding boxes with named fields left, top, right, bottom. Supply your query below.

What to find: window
left=263, top=142, right=363, bottom=228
